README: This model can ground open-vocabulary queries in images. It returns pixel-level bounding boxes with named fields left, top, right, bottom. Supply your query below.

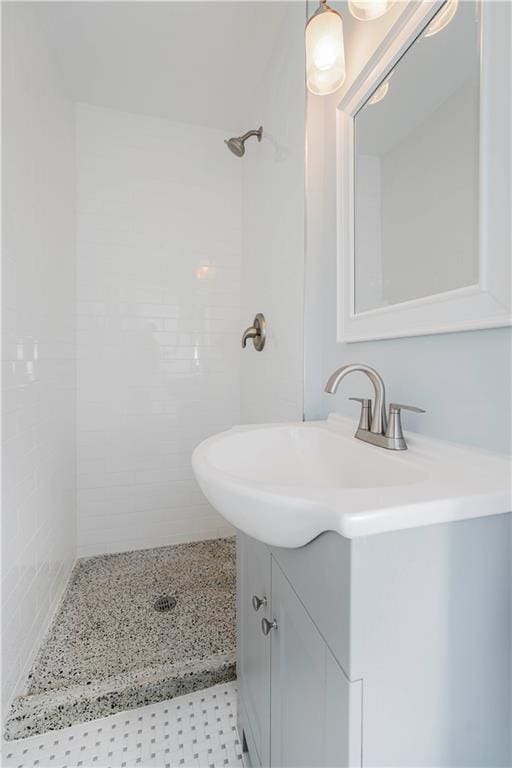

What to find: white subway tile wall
left=2, top=3, right=306, bottom=718
left=240, top=4, right=305, bottom=425
left=75, top=105, right=240, bottom=556
left=2, top=5, right=77, bottom=713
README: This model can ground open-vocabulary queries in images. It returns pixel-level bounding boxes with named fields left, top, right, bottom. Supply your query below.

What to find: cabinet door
left=237, top=534, right=271, bottom=767
left=270, top=559, right=362, bottom=768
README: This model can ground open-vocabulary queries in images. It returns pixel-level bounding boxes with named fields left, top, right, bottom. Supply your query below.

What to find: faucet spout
left=325, top=363, right=387, bottom=434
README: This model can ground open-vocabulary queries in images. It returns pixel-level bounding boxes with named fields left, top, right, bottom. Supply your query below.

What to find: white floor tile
left=2, top=683, right=243, bottom=768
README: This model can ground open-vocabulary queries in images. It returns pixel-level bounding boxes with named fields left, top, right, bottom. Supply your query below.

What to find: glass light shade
left=306, top=7, right=346, bottom=96
left=424, top=0, right=458, bottom=38
left=348, top=1, right=393, bottom=21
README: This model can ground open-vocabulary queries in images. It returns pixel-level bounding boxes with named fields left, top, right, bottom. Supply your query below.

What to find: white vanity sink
left=192, top=414, right=511, bottom=547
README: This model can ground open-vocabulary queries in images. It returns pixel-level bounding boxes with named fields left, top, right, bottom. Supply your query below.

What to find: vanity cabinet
left=237, top=533, right=361, bottom=768
left=237, top=513, right=512, bottom=768
left=236, top=533, right=271, bottom=766
left=269, top=561, right=361, bottom=768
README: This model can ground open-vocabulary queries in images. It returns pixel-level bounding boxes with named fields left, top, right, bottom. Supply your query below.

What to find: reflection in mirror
left=354, top=1, right=480, bottom=314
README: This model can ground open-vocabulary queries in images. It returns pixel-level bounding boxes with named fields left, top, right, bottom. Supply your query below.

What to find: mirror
left=354, top=1, right=481, bottom=313
left=336, top=0, right=511, bottom=342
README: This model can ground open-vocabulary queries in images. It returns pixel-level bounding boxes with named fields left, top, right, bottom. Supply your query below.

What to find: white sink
left=192, top=414, right=511, bottom=548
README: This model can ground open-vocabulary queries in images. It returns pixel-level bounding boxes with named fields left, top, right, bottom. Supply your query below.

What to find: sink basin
left=192, top=414, right=511, bottom=548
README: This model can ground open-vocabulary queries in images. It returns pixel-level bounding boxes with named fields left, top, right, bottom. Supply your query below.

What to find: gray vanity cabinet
left=237, top=515, right=512, bottom=768
left=237, top=533, right=361, bottom=768
left=270, top=560, right=361, bottom=768
left=236, top=533, right=271, bottom=766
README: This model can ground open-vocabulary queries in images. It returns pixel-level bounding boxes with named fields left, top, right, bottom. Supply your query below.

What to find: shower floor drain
left=153, top=595, right=177, bottom=612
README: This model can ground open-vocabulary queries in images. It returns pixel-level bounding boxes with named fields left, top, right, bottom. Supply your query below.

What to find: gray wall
left=304, top=1, right=511, bottom=455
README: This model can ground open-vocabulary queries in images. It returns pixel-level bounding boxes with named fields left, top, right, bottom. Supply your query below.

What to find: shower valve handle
left=241, top=313, right=266, bottom=351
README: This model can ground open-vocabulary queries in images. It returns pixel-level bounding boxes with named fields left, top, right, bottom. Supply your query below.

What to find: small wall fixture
left=348, top=1, right=394, bottom=21
left=305, top=0, right=346, bottom=96
left=224, top=127, right=263, bottom=157
left=242, top=313, right=266, bottom=351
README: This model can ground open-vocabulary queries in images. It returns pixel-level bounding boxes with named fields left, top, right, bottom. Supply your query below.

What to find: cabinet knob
left=252, top=595, right=267, bottom=612
left=261, top=617, right=278, bottom=635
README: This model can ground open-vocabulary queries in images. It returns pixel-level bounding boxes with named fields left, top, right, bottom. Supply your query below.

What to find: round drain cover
left=154, top=595, right=177, bottom=612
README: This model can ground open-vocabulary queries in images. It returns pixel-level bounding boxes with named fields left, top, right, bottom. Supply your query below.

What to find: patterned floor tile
left=2, top=683, right=243, bottom=768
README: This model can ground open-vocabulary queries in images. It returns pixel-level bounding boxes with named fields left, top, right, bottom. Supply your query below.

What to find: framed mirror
left=336, top=0, right=511, bottom=342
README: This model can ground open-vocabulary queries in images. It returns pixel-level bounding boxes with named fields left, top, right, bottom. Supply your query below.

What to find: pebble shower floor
left=2, top=682, right=244, bottom=768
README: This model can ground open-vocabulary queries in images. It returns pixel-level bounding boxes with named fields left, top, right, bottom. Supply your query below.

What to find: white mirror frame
left=336, top=0, right=511, bottom=343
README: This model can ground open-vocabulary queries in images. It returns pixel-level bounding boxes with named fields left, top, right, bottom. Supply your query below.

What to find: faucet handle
left=349, top=397, right=372, bottom=431
left=386, top=403, right=425, bottom=442
left=389, top=403, right=426, bottom=414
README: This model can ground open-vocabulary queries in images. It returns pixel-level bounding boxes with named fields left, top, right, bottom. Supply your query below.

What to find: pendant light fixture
left=348, top=1, right=394, bottom=21
left=305, top=0, right=346, bottom=96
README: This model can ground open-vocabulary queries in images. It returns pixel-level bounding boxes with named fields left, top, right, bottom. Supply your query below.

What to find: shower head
left=225, top=136, right=245, bottom=157
left=225, top=126, right=263, bottom=157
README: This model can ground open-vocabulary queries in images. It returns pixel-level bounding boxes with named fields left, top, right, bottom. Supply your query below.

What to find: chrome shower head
left=224, top=126, right=263, bottom=157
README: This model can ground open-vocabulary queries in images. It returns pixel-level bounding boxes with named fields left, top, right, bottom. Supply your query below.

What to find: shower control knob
left=241, top=313, right=266, bottom=351
left=252, top=595, right=267, bottom=612
left=261, top=617, right=278, bottom=636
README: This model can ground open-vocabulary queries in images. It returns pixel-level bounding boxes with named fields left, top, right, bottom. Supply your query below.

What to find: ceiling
left=36, top=1, right=293, bottom=132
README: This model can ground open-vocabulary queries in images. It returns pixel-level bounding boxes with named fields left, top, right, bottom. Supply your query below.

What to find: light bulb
left=312, top=35, right=339, bottom=71
left=424, top=0, right=458, bottom=38
left=348, top=0, right=394, bottom=21
left=306, top=3, right=346, bottom=96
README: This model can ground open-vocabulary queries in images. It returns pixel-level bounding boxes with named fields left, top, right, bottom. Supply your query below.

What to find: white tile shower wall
left=75, top=104, right=240, bottom=556
left=240, top=2, right=306, bottom=424
left=2, top=4, right=76, bottom=714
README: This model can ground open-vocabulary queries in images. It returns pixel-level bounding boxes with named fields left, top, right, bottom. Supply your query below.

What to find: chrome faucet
left=324, top=363, right=425, bottom=450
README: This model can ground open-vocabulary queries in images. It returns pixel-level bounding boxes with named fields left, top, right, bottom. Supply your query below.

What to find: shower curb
left=4, top=652, right=236, bottom=740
